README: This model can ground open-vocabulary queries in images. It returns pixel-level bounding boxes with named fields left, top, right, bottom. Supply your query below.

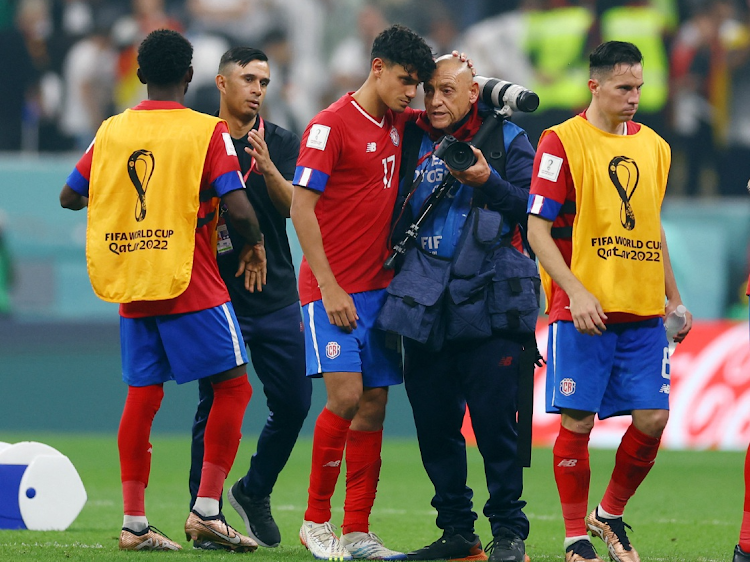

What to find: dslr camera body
left=433, top=135, right=477, bottom=172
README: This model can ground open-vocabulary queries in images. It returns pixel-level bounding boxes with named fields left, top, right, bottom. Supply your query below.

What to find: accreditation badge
left=216, top=217, right=233, bottom=255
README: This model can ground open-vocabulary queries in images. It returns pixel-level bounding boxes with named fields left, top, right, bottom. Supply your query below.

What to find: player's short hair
left=218, top=47, right=269, bottom=74
left=137, top=29, right=193, bottom=86
left=589, top=41, right=643, bottom=79
left=371, top=24, right=435, bottom=83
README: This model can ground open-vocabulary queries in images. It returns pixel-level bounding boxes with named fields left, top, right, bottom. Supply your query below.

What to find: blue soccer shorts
left=120, top=302, right=248, bottom=386
left=302, top=289, right=403, bottom=387
left=546, top=318, right=670, bottom=418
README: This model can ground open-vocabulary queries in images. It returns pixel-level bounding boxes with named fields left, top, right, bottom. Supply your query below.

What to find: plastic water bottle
left=664, top=304, right=687, bottom=355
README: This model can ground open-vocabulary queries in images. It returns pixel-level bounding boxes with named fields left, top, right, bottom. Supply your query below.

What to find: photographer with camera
left=388, top=55, right=537, bottom=562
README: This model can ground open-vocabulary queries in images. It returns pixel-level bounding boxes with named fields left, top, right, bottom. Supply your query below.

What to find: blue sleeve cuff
left=480, top=168, right=504, bottom=196
left=294, top=166, right=329, bottom=192
left=213, top=170, right=245, bottom=197
left=527, top=194, right=562, bottom=221
left=65, top=168, right=89, bottom=197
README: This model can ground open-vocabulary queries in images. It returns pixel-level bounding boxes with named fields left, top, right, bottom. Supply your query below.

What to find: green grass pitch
left=0, top=433, right=743, bottom=561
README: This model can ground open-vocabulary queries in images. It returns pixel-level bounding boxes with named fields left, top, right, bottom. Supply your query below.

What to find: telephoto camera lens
left=474, top=76, right=540, bottom=113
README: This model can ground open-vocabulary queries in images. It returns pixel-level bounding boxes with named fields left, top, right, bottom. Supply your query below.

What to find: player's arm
left=222, top=190, right=262, bottom=245
left=527, top=134, right=607, bottom=335
left=527, top=215, right=606, bottom=335
left=660, top=225, right=692, bottom=341
left=222, top=189, right=265, bottom=292
left=60, top=143, right=93, bottom=210
left=60, top=185, right=87, bottom=210
left=290, top=185, right=358, bottom=331
left=210, top=122, right=265, bottom=291
left=246, top=122, right=296, bottom=217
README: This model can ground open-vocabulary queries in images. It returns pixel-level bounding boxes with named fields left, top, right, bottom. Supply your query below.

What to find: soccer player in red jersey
left=527, top=41, right=691, bottom=562
left=291, top=24, right=435, bottom=560
left=734, top=271, right=750, bottom=562
left=60, top=29, right=263, bottom=552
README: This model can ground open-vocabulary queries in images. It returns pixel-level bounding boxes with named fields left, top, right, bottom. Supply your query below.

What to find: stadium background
left=0, top=0, right=748, bottom=450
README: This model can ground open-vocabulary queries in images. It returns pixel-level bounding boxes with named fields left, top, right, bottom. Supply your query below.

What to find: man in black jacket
left=188, top=46, right=311, bottom=550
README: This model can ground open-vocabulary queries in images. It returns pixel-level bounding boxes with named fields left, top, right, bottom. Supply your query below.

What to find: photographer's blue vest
left=400, top=119, right=525, bottom=258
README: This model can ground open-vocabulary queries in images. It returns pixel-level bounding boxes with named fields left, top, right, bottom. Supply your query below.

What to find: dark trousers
left=404, top=334, right=529, bottom=540
left=189, top=302, right=311, bottom=506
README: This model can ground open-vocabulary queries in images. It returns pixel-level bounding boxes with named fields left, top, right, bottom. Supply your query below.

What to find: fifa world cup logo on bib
left=127, top=149, right=155, bottom=222
left=608, top=155, right=639, bottom=231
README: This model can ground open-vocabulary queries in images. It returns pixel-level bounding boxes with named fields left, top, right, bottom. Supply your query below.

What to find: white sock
left=193, top=497, right=220, bottom=517
left=123, top=515, right=148, bottom=532
left=563, top=535, right=591, bottom=549
left=597, top=504, right=622, bottom=519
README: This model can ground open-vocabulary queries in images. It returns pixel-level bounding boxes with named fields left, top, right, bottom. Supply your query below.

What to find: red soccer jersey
left=293, top=94, right=416, bottom=305
left=68, top=100, right=245, bottom=317
left=528, top=111, right=644, bottom=323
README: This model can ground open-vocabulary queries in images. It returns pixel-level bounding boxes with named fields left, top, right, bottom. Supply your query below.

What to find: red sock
left=304, top=408, right=351, bottom=523
left=553, top=425, right=591, bottom=537
left=197, top=375, right=252, bottom=499
left=739, top=443, right=750, bottom=552
left=342, top=429, right=382, bottom=534
left=600, top=424, right=660, bottom=516
left=118, top=384, right=164, bottom=515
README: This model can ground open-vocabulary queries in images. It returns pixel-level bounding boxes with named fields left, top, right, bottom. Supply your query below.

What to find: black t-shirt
left=217, top=118, right=301, bottom=316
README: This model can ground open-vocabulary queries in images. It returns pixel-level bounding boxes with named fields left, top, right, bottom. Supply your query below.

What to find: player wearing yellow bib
left=60, top=29, right=264, bottom=552
left=527, top=41, right=692, bottom=562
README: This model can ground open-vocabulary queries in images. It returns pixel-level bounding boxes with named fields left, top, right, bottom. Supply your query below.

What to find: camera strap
left=471, top=111, right=507, bottom=210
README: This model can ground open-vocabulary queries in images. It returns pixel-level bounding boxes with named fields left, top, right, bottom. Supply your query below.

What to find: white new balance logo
left=323, top=460, right=341, bottom=468
left=366, top=142, right=377, bottom=152
left=557, top=459, right=578, bottom=467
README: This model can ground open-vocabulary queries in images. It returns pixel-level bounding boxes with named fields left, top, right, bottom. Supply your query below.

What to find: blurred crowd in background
left=1, top=0, right=750, bottom=198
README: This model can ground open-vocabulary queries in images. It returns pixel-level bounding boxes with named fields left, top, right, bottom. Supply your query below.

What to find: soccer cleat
left=341, top=531, right=407, bottom=560
left=406, top=531, right=488, bottom=561
left=119, top=525, right=182, bottom=551
left=585, top=509, right=640, bottom=562
left=565, top=539, right=604, bottom=562
left=485, top=528, right=529, bottom=562
left=184, top=509, right=258, bottom=553
left=228, top=479, right=281, bottom=547
left=192, top=539, right=231, bottom=550
left=300, top=520, right=353, bottom=560
left=735, top=545, right=750, bottom=562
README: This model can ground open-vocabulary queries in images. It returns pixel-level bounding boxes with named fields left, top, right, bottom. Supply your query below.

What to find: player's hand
left=245, top=121, right=273, bottom=175
left=665, top=300, right=692, bottom=343
left=236, top=242, right=267, bottom=292
left=568, top=288, right=607, bottom=336
left=447, top=146, right=491, bottom=187
left=451, top=50, right=476, bottom=76
left=320, top=283, right=358, bottom=332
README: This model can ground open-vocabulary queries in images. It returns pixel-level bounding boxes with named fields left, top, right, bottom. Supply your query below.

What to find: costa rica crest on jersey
left=389, top=127, right=400, bottom=147
left=326, top=341, right=341, bottom=359
left=560, top=378, right=576, bottom=396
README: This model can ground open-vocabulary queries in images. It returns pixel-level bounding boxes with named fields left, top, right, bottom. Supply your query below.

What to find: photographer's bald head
left=423, top=56, right=479, bottom=133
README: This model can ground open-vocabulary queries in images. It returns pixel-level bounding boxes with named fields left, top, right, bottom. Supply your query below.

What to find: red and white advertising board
left=463, top=319, right=750, bottom=450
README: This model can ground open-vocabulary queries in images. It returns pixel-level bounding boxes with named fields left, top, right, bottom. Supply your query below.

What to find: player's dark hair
left=371, top=24, right=435, bottom=83
left=137, top=29, right=193, bottom=86
left=589, top=41, right=643, bottom=78
left=218, top=46, right=269, bottom=74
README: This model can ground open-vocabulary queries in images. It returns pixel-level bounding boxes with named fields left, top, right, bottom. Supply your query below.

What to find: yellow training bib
left=87, top=108, right=222, bottom=303
left=543, top=116, right=670, bottom=316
